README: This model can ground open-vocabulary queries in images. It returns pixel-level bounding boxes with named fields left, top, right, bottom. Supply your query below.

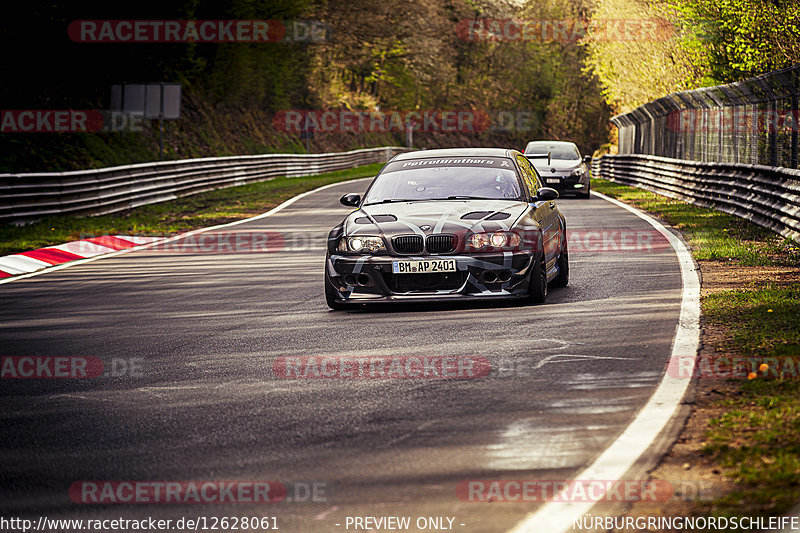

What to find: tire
left=580, top=182, right=591, bottom=199
left=552, top=246, right=569, bottom=288
left=528, top=254, right=548, bottom=304
left=324, top=272, right=347, bottom=310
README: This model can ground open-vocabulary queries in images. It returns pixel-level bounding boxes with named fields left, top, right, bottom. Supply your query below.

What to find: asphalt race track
left=0, top=178, right=684, bottom=532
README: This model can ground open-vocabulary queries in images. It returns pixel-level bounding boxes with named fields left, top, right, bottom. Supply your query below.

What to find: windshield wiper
left=444, top=195, right=496, bottom=200
left=364, top=195, right=506, bottom=205
left=363, top=198, right=419, bottom=205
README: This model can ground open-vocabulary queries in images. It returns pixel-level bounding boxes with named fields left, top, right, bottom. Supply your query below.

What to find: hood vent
left=355, top=214, right=397, bottom=224
left=461, top=211, right=492, bottom=220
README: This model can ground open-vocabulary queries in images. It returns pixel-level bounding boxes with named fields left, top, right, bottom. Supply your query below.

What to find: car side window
left=515, top=154, right=542, bottom=198
left=528, top=162, right=544, bottom=190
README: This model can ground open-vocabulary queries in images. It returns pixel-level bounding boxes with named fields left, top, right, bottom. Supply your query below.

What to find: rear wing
left=525, top=151, right=551, bottom=166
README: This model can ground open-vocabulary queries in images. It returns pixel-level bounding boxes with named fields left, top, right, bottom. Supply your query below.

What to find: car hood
left=344, top=199, right=529, bottom=237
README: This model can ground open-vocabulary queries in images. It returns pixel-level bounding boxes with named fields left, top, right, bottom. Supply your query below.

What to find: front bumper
left=541, top=172, right=589, bottom=194
left=326, top=252, right=535, bottom=304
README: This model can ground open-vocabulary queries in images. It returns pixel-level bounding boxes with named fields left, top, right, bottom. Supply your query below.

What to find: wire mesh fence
left=611, top=63, right=800, bottom=169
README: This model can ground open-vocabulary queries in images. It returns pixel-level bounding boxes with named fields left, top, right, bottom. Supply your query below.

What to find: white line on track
left=0, top=177, right=373, bottom=286
left=507, top=190, right=701, bottom=533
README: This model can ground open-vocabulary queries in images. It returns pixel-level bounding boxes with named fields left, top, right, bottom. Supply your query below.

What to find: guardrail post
left=792, top=96, right=798, bottom=169
left=732, top=106, right=738, bottom=163
left=752, top=103, right=759, bottom=165
left=769, top=100, right=779, bottom=167
left=717, top=108, right=723, bottom=162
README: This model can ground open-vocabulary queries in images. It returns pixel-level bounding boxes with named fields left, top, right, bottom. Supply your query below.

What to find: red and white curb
left=0, top=236, right=161, bottom=278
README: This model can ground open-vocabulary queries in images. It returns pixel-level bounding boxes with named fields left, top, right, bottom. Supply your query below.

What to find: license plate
left=546, top=178, right=560, bottom=184
left=392, top=259, right=457, bottom=274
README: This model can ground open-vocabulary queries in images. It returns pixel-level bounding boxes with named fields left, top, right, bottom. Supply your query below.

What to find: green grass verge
left=702, top=284, right=800, bottom=518
left=594, top=177, right=800, bottom=523
left=704, top=380, right=800, bottom=518
left=704, top=284, right=800, bottom=359
left=592, top=179, right=800, bottom=266
left=0, top=162, right=383, bottom=256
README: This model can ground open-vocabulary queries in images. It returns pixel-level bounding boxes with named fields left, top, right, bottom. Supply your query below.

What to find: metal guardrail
left=0, top=147, right=408, bottom=223
left=611, top=63, right=800, bottom=169
left=590, top=157, right=601, bottom=181
left=594, top=154, right=800, bottom=243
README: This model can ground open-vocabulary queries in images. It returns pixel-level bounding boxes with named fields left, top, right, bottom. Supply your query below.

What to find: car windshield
left=363, top=159, right=522, bottom=204
left=526, top=143, right=580, bottom=161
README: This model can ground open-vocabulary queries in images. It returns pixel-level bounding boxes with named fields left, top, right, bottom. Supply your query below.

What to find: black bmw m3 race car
left=324, top=148, right=569, bottom=309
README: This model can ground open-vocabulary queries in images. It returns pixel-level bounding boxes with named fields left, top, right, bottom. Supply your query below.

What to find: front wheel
left=580, top=182, right=591, bottom=199
left=552, top=247, right=569, bottom=287
left=528, top=255, right=548, bottom=304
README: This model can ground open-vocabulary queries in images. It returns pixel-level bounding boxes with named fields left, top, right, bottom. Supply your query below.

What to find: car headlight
left=337, top=235, right=386, bottom=253
left=490, top=232, right=509, bottom=247
left=571, top=168, right=584, bottom=177
left=469, top=233, right=489, bottom=249
left=468, top=231, right=521, bottom=251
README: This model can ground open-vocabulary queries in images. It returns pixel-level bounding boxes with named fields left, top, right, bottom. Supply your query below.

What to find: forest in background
left=0, top=0, right=610, bottom=171
left=584, top=0, right=800, bottom=113
left=1, top=0, right=798, bottom=171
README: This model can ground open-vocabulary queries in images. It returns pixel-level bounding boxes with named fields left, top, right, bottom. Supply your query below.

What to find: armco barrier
left=0, top=147, right=408, bottom=223
left=591, top=157, right=601, bottom=181
left=594, top=153, right=800, bottom=243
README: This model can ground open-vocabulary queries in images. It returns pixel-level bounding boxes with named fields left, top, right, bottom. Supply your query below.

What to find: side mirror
left=340, top=193, right=361, bottom=207
left=536, top=187, right=559, bottom=201
left=583, top=155, right=592, bottom=164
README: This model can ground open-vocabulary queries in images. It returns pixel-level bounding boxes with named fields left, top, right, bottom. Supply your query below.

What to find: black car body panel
left=325, top=148, right=567, bottom=306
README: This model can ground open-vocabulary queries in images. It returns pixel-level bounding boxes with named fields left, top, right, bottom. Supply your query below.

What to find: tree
left=665, top=0, right=800, bottom=84
left=582, top=0, right=700, bottom=113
